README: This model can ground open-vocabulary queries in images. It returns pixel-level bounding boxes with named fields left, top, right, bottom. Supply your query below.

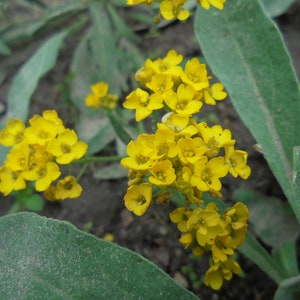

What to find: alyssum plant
left=1, top=0, right=300, bottom=299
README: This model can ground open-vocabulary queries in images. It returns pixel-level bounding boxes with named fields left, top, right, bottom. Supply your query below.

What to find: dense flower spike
left=121, top=50, right=250, bottom=290
left=0, top=110, right=87, bottom=200
left=127, top=0, right=227, bottom=21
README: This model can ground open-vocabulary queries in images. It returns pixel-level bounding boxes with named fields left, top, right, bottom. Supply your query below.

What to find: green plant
left=1, top=0, right=300, bottom=298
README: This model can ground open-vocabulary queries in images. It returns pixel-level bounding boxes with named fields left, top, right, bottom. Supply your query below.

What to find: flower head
left=160, top=0, right=190, bottom=21
left=149, top=160, right=176, bottom=186
left=123, top=88, right=164, bottom=121
left=47, top=129, right=88, bottom=164
left=54, top=176, right=83, bottom=200
left=124, top=183, right=152, bottom=216
left=0, top=118, right=25, bottom=146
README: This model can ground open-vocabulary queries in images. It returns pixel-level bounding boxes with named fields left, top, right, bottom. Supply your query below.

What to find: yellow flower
left=177, top=137, right=206, bottom=164
left=127, top=0, right=153, bottom=5
left=124, top=183, right=152, bottom=216
left=180, top=58, right=209, bottom=91
left=0, top=166, right=26, bottom=196
left=5, top=141, right=30, bottom=172
left=190, top=156, right=228, bottom=192
left=0, top=118, right=25, bottom=146
left=160, top=113, right=198, bottom=137
left=197, top=122, right=235, bottom=157
left=123, top=88, right=164, bottom=121
left=146, top=73, right=174, bottom=99
left=179, top=232, right=194, bottom=248
left=41, top=110, right=65, bottom=133
left=23, top=161, right=61, bottom=192
left=197, top=0, right=226, bottom=10
left=85, top=82, right=109, bottom=109
left=25, top=115, right=61, bottom=146
left=121, top=134, right=158, bottom=171
left=149, top=160, right=176, bottom=186
left=205, top=258, right=242, bottom=290
left=225, top=146, right=251, bottom=179
left=101, top=94, right=119, bottom=110
left=153, top=127, right=178, bottom=158
left=202, top=83, right=227, bottom=105
left=225, top=202, right=249, bottom=231
left=152, top=49, right=183, bottom=77
left=170, top=207, right=192, bottom=232
left=211, top=235, right=234, bottom=263
left=165, top=84, right=203, bottom=116
left=187, top=207, right=222, bottom=246
left=54, top=176, right=83, bottom=199
left=160, top=0, right=190, bottom=21
left=135, top=58, right=157, bottom=86
left=47, top=129, right=88, bottom=164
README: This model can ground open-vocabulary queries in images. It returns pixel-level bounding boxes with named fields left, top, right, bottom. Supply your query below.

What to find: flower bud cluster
left=121, top=50, right=251, bottom=289
left=127, top=0, right=227, bottom=21
left=0, top=110, right=88, bottom=200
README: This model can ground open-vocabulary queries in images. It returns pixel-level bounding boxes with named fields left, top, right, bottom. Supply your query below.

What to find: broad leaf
left=195, top=0, right=300, bottom=222
left=1, top=31, right=68, bottom=124
left=274, top=275, right=300, bottom=300
left=273, top=240, right=299, bottom=278
left=259, top=0, right=296, bottom=17
left=0, top=213, right=198, bottom=300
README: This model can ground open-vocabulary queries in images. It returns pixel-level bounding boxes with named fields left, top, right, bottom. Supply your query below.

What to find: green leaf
left=93, top=163, right=128, bottom=180
left=0, top=39, right=11, bottom=55
left=274, top=275, right=300, bottom=300
left=292, top=146, right=300, bottom=221
left=239, top=232, right=287, bottom=283
left=106, top=109, right=134, bottom=145
left=76, top=113, right=115, bottom=155
left=25, top=194, right=44, bottom=212
left=1, top=31, right=68, bottom=125
left=88, top=1, right=123, bottom=95
left=70, top=29, right=99, bottom=109
left=195, top=0, right=300, bottom=223
left=273, top=240, right=299, bottom=278
left=259, top=0, right=296, bottom=17
left=44, top=0, right=85, bottom=21
left=0, top=213, right=198, bottom=300
left=234, top=189, right=299, bottom=248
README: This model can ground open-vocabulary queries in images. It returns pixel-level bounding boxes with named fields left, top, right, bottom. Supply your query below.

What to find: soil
left=1, top=2, right=300, bottom=300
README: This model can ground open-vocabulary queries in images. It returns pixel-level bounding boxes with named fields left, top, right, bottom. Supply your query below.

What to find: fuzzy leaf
left=1, top=31, right=68, bottom=124
left=0, top=213, right=198, bottom=300
left=195, top=0, right=300, bottom=222
left=259, top=0, right=296, bottom=17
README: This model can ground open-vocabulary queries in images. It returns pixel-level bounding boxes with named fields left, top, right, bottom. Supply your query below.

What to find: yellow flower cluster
left=124, top=50, right=227, bottom=121
left=170, top=202, right=248, bottom=289
left=85, top=81, right=119, bottom=110
left=121, top=50, right=251, bottom=289
left=0, top=110, right=88, bottom=201
left=127, top=0, right=226, bottom=21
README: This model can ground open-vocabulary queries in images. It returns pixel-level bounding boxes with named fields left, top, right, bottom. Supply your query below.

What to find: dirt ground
left=1, top=2, right=300, bottom=299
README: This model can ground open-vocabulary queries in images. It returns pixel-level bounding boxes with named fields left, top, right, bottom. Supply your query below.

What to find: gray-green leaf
left=0, top=212, right=198, bottom=300
left=195, top=0, right=300, bottom=222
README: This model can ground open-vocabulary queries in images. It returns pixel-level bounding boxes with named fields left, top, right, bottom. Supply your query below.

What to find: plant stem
left=72, top=155, right=123, bottom=165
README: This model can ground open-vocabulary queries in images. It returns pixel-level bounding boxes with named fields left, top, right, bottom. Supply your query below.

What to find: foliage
left=0, top=0, right=300, bottom=298
left=0, top=212, right=198, bottom=300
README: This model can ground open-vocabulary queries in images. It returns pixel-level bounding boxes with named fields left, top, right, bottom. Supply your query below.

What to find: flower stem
left=72, top=155, right=123, bottom=165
